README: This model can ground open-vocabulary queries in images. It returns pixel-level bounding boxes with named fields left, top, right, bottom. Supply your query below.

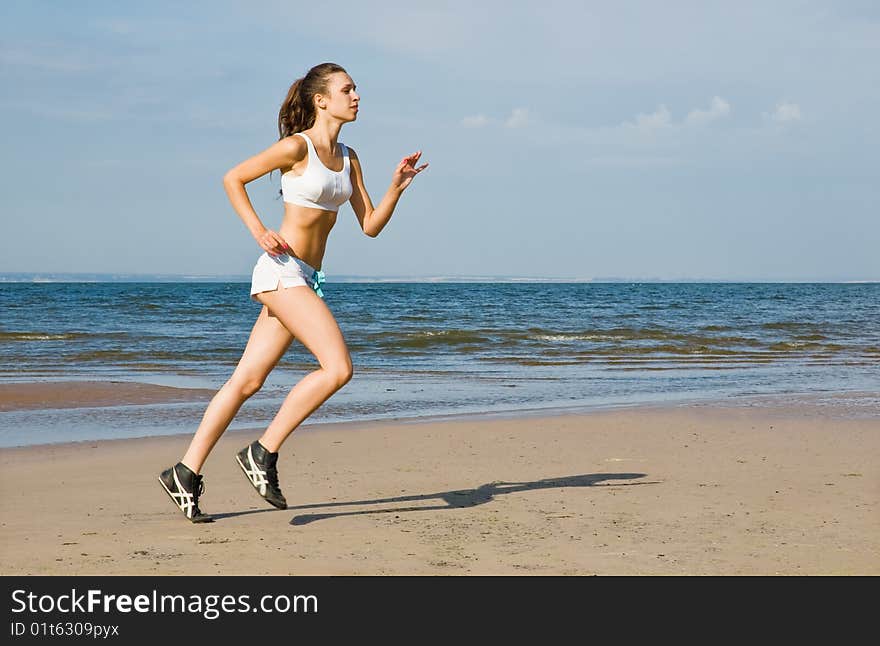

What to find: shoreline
left=0, top=379, right=880, bottom=450
left=1, top=396, right=877, bottom=575
left=0, top=378, right=877, bottom=449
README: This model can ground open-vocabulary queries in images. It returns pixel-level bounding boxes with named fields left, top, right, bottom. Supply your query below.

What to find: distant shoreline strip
left=1, top=274, right=878, bottom=284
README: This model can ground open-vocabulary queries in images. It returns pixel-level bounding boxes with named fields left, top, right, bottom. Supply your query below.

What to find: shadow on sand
left=287, top=472, right=654, bottom=526
left=209, top=507, right=283, bottom=521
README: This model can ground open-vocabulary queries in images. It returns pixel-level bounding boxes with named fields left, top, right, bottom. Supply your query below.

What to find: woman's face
left=317, top=72, right=359, bottom=122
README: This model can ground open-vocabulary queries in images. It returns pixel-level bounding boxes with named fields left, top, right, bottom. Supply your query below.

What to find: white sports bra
left=281, top=132, right=353, bottom=212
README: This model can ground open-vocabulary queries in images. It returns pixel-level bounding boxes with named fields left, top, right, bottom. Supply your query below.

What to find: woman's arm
left=222, top=137, right=306, bottom=255
left=348, top=148, right=428, bottom=238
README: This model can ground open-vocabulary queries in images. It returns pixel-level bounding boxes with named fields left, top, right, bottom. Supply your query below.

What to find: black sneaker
left=158, top=462, right=214, bottom=523
left=235, top=440, right=287, bottom=509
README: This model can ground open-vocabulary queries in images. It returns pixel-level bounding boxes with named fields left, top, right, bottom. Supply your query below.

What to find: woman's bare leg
left=252, top=285, right=353, bottom=452
left=180, top=305, right=294, bottom=473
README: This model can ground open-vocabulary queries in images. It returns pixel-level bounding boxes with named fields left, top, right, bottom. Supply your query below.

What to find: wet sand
left=0, top=380, right=214, bottom=412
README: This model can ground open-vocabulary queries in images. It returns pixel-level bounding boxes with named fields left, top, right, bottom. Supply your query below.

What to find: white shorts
left=250, top=252, right=323, bottom=303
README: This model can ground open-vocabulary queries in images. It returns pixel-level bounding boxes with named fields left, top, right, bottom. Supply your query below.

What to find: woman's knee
left=226, top=375, right=264, bottom=398
left=324, top=357, right=353, bottom=390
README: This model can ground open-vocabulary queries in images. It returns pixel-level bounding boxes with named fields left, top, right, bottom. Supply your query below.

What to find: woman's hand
left=256, top=228, right=294, bottom=257
left=391, top=151, right=429, bottom=191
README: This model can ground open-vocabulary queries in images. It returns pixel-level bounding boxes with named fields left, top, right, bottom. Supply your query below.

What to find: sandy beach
left=1, top=389, right=877, bottom=575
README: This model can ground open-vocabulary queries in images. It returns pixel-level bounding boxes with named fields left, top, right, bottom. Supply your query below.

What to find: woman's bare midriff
left=277, top=203, right=338, bottom=270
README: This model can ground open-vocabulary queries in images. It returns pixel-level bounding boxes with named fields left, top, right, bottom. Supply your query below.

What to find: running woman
left=158, top=62, right=428, bottom=522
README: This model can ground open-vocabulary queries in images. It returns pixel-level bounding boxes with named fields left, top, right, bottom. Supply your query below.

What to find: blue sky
left=1, top=0, right=878, bottom=280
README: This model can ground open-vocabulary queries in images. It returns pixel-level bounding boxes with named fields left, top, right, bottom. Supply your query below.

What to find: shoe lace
left=192, top=475, right=206, bottom=511
left=266, top=466, right=280, bottom=491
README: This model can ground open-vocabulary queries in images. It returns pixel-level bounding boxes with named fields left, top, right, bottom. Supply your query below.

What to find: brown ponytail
left=277, top=62, right=348, bottom=140
left=274, top=62, right=347, bottom=197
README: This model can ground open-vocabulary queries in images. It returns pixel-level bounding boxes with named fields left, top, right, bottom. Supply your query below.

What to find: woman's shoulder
left=277, top=133, right=308, bottom=159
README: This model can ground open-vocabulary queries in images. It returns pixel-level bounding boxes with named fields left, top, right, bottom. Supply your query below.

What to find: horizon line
left=0, top=272, right=878, bottom=284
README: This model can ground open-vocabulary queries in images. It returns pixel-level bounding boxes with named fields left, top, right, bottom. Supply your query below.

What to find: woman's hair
left=273, top=62, right=347, bottom=197
left=277, top=62, right=348, bottom=140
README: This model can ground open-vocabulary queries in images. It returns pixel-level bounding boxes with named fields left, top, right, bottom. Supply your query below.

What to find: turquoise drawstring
left=311, top=270, right=325, bottom=298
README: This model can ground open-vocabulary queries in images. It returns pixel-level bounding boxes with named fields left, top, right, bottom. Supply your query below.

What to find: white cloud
left=504, top=107, right=529, bottom=128
left=770, top=102, right=802, bottom=122
left=626, top=105, right=672, bottom=131
left=621, top=97, right=732, bottom=132
left=461, top=114, right=490, bottom=128
left=461, top=107, right=529, bottom=129
left=685, top=96, right=731, bottom=125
